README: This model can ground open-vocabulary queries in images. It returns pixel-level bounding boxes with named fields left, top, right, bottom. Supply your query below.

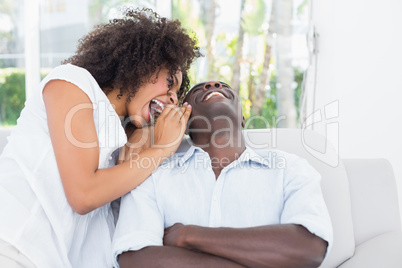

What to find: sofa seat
left=339, top=231, right=402, bottom=268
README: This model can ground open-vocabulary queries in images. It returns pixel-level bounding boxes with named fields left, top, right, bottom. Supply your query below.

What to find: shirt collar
left=177, top=145, right=203, bottom=167
left=177, top=145, right=271, bottom=168
left=227, top=147, right=271, bottom=169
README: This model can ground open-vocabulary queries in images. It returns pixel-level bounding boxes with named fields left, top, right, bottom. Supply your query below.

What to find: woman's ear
left=242, top=116, right=246, bottom=128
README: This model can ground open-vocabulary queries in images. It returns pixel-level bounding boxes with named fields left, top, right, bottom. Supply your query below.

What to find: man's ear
left=242, top=115, right=246, bottom=128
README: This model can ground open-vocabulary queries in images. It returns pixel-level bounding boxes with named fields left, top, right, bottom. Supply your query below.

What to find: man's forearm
left=118, top=246, right=245, bottom=268
left=170, top=224, right=327, bottom=268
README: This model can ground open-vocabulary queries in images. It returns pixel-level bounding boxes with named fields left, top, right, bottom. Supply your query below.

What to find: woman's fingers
left=180, top=103, right=192, bottom=122
left=159, top=104, right=182, bottom=119
left=151, top=103, right=192, bottom=154
left=157, top=104, right=176, bottom=118
left=158, top=103, right=191, bottom=123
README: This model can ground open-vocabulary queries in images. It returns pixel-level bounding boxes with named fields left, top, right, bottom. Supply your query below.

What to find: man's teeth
left=204, top=92, right=224, bottom=102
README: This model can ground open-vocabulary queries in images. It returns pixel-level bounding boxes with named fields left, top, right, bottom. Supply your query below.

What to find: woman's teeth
left=150, top=99, right=165, bottom=113
left=150, top=99, right=165, bottom=122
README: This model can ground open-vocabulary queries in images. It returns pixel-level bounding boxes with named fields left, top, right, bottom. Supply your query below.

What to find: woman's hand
left=152, top=103, right=192, bottom=157
left=118, top=126, right=153, bottom=164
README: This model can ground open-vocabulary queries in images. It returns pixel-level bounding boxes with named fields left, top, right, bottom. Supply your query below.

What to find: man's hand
left=163, top=223, right=189, bottom=248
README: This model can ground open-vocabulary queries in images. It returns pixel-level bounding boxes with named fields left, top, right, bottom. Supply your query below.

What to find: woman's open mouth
left=149, top=99, right=165, bottom=121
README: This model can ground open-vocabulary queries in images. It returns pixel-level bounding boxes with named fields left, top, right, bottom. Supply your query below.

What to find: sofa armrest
left=338, top=231, right=402, bottom=268
left=343, top=159, right=401, bottom=246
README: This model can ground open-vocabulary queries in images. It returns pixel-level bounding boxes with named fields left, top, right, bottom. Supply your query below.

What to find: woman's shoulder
left=46, top=64, right=94, bottom=84
left=41, top=64, right=103, bottom=103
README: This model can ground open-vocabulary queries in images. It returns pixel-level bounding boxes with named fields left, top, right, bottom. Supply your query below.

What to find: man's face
left=183, top=81, right=244, bottom=135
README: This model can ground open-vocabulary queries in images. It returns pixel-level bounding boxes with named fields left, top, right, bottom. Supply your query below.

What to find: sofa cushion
left=338, top=231, right=402, bottom=268
left=0, top=128, right=12, bottom=155
left=343, top=159, right=401, bottom=246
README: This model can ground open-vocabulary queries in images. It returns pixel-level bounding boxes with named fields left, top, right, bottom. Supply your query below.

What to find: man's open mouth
left=149, top=99, right=165, bottom=121
left=202, top=91, right=226, bottom=102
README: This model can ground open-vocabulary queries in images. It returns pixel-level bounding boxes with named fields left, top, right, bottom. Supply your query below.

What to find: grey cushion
left=0, top=128, right=11, bottom=155
left=338, top=231, right=402, bottom=268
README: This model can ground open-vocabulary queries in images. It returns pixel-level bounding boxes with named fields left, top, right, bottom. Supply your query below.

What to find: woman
left=0, top=8, right=200, bottom=268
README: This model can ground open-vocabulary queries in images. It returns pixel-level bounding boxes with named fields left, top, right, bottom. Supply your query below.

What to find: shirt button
left=109, top=156, right=113, bottom=160
left=213, top=195, right=217, bottom=201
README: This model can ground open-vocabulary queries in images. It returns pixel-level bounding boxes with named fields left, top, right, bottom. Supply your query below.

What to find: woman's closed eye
left=167, top=76, right=174, bottom=89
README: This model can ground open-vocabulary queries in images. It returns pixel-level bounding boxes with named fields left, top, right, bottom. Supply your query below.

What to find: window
left=0, top=0, right=309, bottom=128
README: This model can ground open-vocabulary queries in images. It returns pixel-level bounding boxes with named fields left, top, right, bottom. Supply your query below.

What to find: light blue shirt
left=112, top=146, right=333, bottom=266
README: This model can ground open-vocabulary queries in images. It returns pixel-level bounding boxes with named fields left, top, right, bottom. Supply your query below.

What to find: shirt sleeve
left=112, top=175, right=164, bottom=268
left=280, top=154, right=333, bottom=257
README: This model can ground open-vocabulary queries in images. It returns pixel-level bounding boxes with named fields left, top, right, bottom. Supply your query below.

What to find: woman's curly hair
left=63, top=7, right=201, bottom=103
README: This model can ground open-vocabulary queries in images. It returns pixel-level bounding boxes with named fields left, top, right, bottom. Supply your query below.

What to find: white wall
left=310, top=0, right=402, bottom=220
left=39, top=0, right=89, bottom=30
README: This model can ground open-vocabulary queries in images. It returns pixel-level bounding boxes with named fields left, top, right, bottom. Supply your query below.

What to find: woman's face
left=127, top=68, right=182, bottom=128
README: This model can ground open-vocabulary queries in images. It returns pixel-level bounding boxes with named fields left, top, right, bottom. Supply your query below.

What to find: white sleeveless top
left=0, top=64, right=127, bottom=267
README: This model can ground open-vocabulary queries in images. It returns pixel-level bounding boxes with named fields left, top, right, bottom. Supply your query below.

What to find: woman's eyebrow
left=173, top=74, right=179, bottom=86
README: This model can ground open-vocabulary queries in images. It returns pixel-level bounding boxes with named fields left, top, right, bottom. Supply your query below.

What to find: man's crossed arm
left=118, top=222, right=327, bottom=268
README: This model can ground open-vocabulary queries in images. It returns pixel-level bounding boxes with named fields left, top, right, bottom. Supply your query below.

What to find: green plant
left=0, top=68, right=25, bottom=125
left=293, top=67, right=304, bottom=120
left=244, top=67, right=304, bottom=129
left=0, top=68, right=51, bottom=126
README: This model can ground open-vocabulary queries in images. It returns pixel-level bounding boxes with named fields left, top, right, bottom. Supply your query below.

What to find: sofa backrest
left=178, top=128, right=355, bottom=267
left=343, top=159, right=401, bottom=246
left=0, top=128, right=11, bottom=155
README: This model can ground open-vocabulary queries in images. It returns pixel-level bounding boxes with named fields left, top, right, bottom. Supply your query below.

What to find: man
left=112, top=81, right=332, bottom=268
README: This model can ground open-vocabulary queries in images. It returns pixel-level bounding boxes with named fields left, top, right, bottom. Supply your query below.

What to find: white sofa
left=1, top=127, right=401, bottom=267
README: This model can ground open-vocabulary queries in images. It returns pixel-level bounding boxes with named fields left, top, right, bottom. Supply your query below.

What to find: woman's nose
left=203, top=81, right=222, bottom=91
left=167, top=91, right=178, bottom=105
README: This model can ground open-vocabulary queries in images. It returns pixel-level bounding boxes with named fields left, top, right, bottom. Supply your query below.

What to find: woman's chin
left=130, top=118, right=148, bottom=128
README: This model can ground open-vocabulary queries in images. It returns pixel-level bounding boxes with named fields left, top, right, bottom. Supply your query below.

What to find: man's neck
left=192, top=129, right=246, bottom=179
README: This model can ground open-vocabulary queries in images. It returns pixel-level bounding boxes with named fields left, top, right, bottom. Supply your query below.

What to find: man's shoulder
left=161, top=151, right=187, bottom=166
left=250, top=147, right=300, bottom=163
left=151, top=150, right=191, bottom=177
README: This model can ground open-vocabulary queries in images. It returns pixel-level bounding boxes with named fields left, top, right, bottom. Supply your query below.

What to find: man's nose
left=203, top=81, right=222, bottom=91
left=167, top=91, right=178, bottom=105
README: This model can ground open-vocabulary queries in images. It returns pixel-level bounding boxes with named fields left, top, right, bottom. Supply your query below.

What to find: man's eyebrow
left=192, top=82, right=206, bottom=89
left=187, top=83, right=205, bottom=94
left=219, top=81, right=232, bottom=89
left=187, top=81, right=232, bottom=94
